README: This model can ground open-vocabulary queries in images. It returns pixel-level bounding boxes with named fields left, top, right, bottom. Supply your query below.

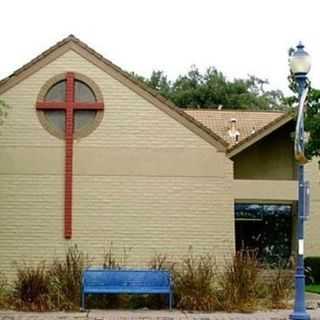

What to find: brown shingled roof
left=185, top=109, right=294, bottom=154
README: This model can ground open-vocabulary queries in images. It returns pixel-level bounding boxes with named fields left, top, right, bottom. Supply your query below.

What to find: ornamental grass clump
left=173, top=250, right=220, bottom=311
left=219, top=249, right=261, bottom=312
left=0, top=272, right=10, bottom=309
left=49, top=245, right=89, bottom=310
left=144, top=254, right=175, bottom=309
left=266, top=262, right=294, bottom=309
left=148, top=253, right=175, bottom=271
left=13, top=262, right=51, bottom=311
left=102, top=244, right=131, bottom=269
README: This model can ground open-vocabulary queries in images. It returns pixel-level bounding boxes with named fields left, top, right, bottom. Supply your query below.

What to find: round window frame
left=36, top=72, right=104, bottom=140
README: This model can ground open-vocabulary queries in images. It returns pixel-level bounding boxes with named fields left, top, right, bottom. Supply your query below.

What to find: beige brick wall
left=305, top=159, right=320, bottom=256
left=0, top=50, right=234, bottom=280
left=232, top=122, right=296, bottom=180
left=232, top=123, right=320, bottom=258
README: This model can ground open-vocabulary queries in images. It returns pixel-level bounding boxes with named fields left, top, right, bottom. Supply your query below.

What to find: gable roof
left=0, top=35, right=293, bottom=155
left=0, top=35, right=227, bottom=151
left=185, top=109, right=294, bottom=157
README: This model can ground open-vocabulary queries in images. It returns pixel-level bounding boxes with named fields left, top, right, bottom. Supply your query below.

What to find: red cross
left=36, top=72, right=104, bottom=239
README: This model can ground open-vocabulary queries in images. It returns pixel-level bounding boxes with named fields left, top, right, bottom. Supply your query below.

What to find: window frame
left=234, top=202, right=294, bottom=263
left=36, top=72, right=104, bottom=140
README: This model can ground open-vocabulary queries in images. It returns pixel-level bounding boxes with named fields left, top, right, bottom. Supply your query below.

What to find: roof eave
left=226, top=113, right=294, bottom=158
left=0, top=35, right=227, bottom=152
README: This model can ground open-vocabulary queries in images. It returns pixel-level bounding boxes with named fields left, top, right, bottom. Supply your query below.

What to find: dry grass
left=0, top=272, right=10, bottom=309
left=2, top=246, right=294, bottom=312
left=12, top=262, right=51, bottom=311
left=49, top=245, right=89, bottom=310
left=173, top=250, right=220, bottom=311
left=103, top=243, right=131, bottom=269
left=219, top=250, right=261, bottom=312
left=266, top=264, right=294, bottom=308
left=148, top=253, right=175, bottom=271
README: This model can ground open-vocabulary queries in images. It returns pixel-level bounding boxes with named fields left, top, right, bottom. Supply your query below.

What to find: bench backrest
left=83, top=269, right=171, bottom=291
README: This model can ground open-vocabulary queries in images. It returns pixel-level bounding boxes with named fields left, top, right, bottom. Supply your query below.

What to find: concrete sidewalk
left=1, top=310, right=320, bottom=320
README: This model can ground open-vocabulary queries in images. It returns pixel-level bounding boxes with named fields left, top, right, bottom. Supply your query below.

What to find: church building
left=0, top=35, right=319, bottom=279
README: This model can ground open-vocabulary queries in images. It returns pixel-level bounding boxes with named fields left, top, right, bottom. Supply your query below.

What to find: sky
left=1, top=0, right=320, bottom=96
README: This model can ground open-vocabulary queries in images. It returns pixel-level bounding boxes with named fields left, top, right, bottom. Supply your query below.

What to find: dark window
left=44, top=80, right=97, bottom=132
left=235, top=203, right=292, bottom=263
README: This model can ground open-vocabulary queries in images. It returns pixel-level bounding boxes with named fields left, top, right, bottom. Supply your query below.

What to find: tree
left=131, top=66, right=284, bottom=110
left=304, top=88, right=320, bottom=159
left=285, top=72, right=320, bottom=160
left=130, top=70, right=172, bottom=99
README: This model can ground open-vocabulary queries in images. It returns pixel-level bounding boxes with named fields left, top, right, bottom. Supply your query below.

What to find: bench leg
left=169, top=292, right=173, bottom=311
left=81, top=292, right=86, bottom=311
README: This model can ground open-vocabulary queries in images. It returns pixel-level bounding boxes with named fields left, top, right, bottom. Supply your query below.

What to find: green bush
left=305, top=257, right=320, bottom=283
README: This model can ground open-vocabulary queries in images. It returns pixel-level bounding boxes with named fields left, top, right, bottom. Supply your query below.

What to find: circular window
left=36, top=73, right=104, bottom=139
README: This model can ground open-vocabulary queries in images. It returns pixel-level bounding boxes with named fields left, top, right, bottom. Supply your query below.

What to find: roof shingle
left=185, top=109, right=289, bottom=148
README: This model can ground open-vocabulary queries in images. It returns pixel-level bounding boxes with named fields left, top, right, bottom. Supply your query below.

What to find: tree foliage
left=305, top=88, right=320, bottom=159
left=132, top=64, right=320, bottom=158
left=131, top=66, right=284, bottom=110
left=285, top=72, right=320, bottom=160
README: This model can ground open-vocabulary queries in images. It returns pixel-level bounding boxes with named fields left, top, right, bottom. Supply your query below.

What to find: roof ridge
left=65, top=37, right=229, bottom=147
left=185, top=108, right=286, bottom=114
left=0, top=35, right=76, bottom=87
left=0, top=35, right=229, bottom=149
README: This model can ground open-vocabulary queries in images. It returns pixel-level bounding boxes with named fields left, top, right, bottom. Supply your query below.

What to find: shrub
left=148, top=253, right=175, bottom=271
left=102, top=244, right=131, bottom=269
left=266, top=264, right=294, bottom=308
left=6, top=246, right=296, bottom=312
left=86, top=244, right=132, bottom=310
left=305, top=257, right=320, bottom=283
left=173, top=250, right=219, bottom=311
left=0, top=272, right=10, bottom=308
left=219, top=250, right=261, bottom=312
left=13, top=262, right=51, bottom=311
left=145, top=254, right=175, bottom=309
left=49, top=245, right=89, bottom=310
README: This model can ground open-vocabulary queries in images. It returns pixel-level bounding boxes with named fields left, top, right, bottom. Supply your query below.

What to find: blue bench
left=81, top=269, right=173, bottom=310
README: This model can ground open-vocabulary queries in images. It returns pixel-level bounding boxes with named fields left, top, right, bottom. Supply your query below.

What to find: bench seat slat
left=84, top=287, right=171, bottom=294
left=81, top=269, right=173, bottom=310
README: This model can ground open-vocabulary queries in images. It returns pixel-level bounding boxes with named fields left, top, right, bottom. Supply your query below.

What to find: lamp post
left=289, top=42, right=311, bottom=320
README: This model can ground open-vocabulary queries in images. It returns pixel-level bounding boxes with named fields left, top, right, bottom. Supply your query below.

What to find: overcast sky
left=1, top=0, right=320, bottom=96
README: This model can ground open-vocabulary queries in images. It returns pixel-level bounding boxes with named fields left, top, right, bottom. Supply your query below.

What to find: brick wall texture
left=1, top=49, right=319, bottom=281
left=0, top=50, right=234, bottom=279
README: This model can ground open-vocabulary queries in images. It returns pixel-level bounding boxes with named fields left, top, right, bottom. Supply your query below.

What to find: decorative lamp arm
left=294, top=84, right=309, bottom=164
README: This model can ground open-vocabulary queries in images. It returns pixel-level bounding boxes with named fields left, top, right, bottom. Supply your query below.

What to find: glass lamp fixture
left=289, top=42, right=311, bottom=76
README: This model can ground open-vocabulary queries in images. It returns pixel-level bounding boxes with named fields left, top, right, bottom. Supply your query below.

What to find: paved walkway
left=1, top=310, right=320, bottom=320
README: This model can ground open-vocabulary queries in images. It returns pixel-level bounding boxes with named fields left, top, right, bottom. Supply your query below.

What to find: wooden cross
left=36, top=72, right=104, bottom=239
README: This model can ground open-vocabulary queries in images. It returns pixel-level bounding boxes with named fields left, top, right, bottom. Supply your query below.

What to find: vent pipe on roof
left=228, top=118, right=240, bottom=143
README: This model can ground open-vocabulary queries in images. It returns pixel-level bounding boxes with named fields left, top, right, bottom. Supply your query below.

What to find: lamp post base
left=289, top=311, right=311, bottom=320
